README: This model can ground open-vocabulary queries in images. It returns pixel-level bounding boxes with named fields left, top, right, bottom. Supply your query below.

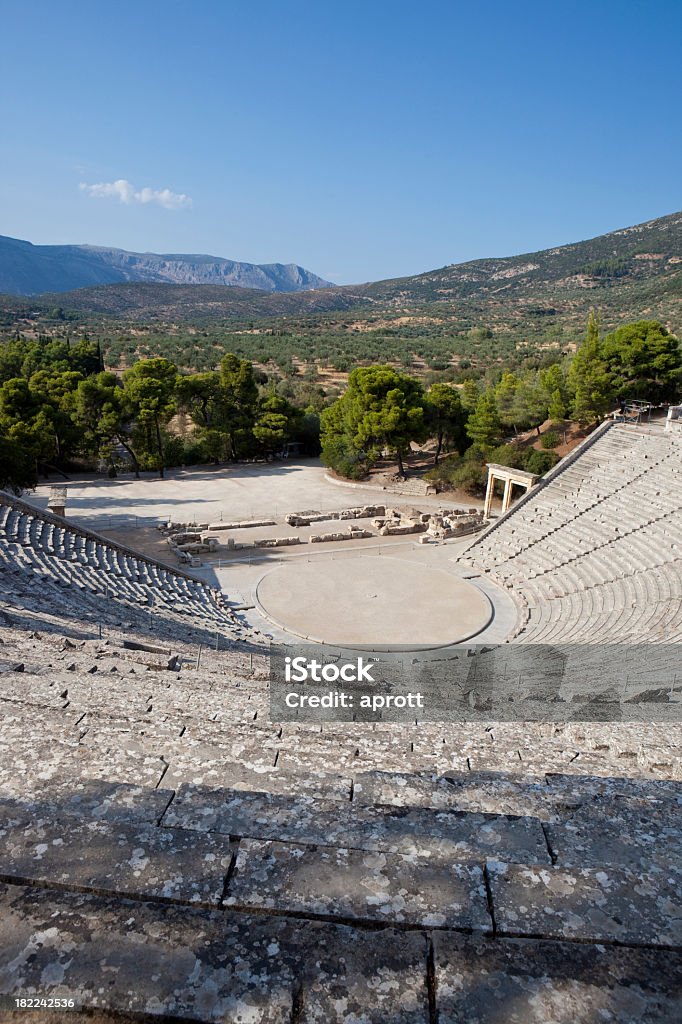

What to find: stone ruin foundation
left=159, top=503, right=484, bottom=562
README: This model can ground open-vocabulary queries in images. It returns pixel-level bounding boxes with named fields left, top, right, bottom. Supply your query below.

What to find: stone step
left=225, top=837, right=491, bottom=931
left=354, top=769, right=555, bottom=818
left=162, top=754, right=352, bottom=801
left=487, top=862, right=682, bottom=949
left=0, top=779, right=171, bottom=827
left=0, top=816, right=233, bottom=907
left=0, top=736, right=167, bottom=790
left=433, top=931, right=682, bottom=1023
left=163, top=784, right=551, bottom=863
left=0, top=882, right=428, bottom=1023
left=545, top=771, right=682, bottom=805
left=546, top=814, right=682, bottom=875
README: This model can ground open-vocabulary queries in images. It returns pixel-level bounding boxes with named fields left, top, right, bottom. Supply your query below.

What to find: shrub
left=487, top=443, right=525, bottom=469
left=541, top=430, right=560, bottom=449
left=425, top=447, right=487, bottom=495
left=320, top=437, right=368, bottom=480
left=163, top=436, right=185, bottom=468
left=182, top=440, right=207, bottom=465
left=524, top=449, right=560, bottom=474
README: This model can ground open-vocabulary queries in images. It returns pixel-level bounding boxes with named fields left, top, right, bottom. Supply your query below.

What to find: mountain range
left=1, top=212, right=680, bottom=337
left=0, top=235, right=333, bottom=295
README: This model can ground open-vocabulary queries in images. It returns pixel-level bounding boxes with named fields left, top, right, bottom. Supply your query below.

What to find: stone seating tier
left=0, top=639, right=681, bottom=1020
left=0, top=492, right=262, bottom=646
left=461, top=425, right=682, bottom=644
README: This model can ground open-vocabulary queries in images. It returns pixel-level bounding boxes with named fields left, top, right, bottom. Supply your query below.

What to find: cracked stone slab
left=163, top=757, right=351, bottom=800
left=0, top=703, right=84, bottom=743
left=405, top=752, right=472, bottom=774
left=454, top=747, right=529, bottom=773
left=175, top=737, right=280, bottom=771
left=0, top=781, right=172, bottom=827
left=0, top=739, right=78, bottom=790
left=64, top=681, right=167, bottom=704
left=559, top=753, right=655, bottom=777
left=354, top=769, right=553, bottom=819
left=78, top=716, right=184, bottom=751
left=163, top=785, right=550, bottom=862
left=545, top=771, right=682, bottom=810
left=64, top=695, right=164, bottom=719
left=296, top=920, right=427, bottom=1022
left=547, top=808, right=682, bottom=875
left=184, top=720, right=283, bottom=747
left=0, top=817, right=233, bottom=905
left=0, top=684, right=69, bottom=710
left=0, top=883, right=428, bottom=1023
left=276, top=745, right=461, bottom=775
left=488, top=862, right=682, bottom=948
left=0, top=739, right=166, bottom=790
left=433, top=932, right=682, bottom=1023
left=507, top=750, right=594, bottom=776
left=224, top=837, right=491, bottom=930
left=353, top=771, right=471, bottom=810
left=275, top=743, right=393, bottom=773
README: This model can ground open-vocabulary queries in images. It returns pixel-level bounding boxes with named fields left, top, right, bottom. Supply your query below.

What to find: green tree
left=253, top=393, right=300, bottom=456
left=28, top=368, right=84, bottom=463
left=0, top=430, right=37, bottom=493
left=69, top=339, right=103, bottom=377
left=73, top=372, right=141, bottom=477
left=512, top=375, right=548, bottom=435
left=524, top=448, right=561, bottom=474
left=466, top=391, right=502, bottom=447
left=175, top=371, right=228, bottom=462
left=123, top=358, right=178, bottom=477
left=297, top=408, right=321, bottom=456
left=218, top=353, right=259, bottom=459
left=425, top=443, right=490, bottom=496
left=600, top=320, right=681, bottom=403
left=425, top=383, right=467, bottom=463
left=460, top=379, right=480, bottom=413
left=568, top=312, right=612, bottom=424
left=320, top=366, right=427, bottom=477
left=494, top=372, right=521, bottom=432
left=547, top=389, right=567, bottom=422
left=0, top=377, right=61, bottom=471
left=175, top=371, right=220, bottom=430
left=539, top=363, right=569, bottom=419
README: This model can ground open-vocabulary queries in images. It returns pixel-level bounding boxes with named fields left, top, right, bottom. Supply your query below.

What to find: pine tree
left=548, top=389, right=567, bottom=422
left=460, top=379, right=480, bottom=413
left=568, top=311, right=612, bottom=424
left=466, top=391, right=501, bottom=447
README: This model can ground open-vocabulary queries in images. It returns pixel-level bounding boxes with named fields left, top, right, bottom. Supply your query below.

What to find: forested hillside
left=0, top=212, right=679, bottom=379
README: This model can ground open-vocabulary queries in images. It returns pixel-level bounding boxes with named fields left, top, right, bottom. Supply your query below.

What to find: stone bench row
left=0, top=563, right=253, bottom=649
left=7, top=879, right=680, bottom=1023
left=0, top=780, right=679, bottom=949
left=0, top=501, right=244, bottom=634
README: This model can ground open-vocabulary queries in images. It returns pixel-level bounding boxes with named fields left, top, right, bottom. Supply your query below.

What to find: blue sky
left=2, top=1, right=680, bottom=284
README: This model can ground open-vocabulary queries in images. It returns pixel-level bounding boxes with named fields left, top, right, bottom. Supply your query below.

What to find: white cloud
left=79, top=178, right=192, bottom=210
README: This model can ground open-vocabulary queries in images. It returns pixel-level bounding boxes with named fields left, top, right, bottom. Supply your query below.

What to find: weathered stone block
left=225, top=838, right=491, bottom=930
left=379, top=522, right=427, bottom=536
left=0, top=819, right=233, bottom=905
left=208, top=519, right=275, bottom=531
left=488, top=862, right=682, bottom=947
left=170, top=532, right=201, bottom=545
left=254, top=537, right=302, bottom=548
left=433, top=932, right=682, bottom=1023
